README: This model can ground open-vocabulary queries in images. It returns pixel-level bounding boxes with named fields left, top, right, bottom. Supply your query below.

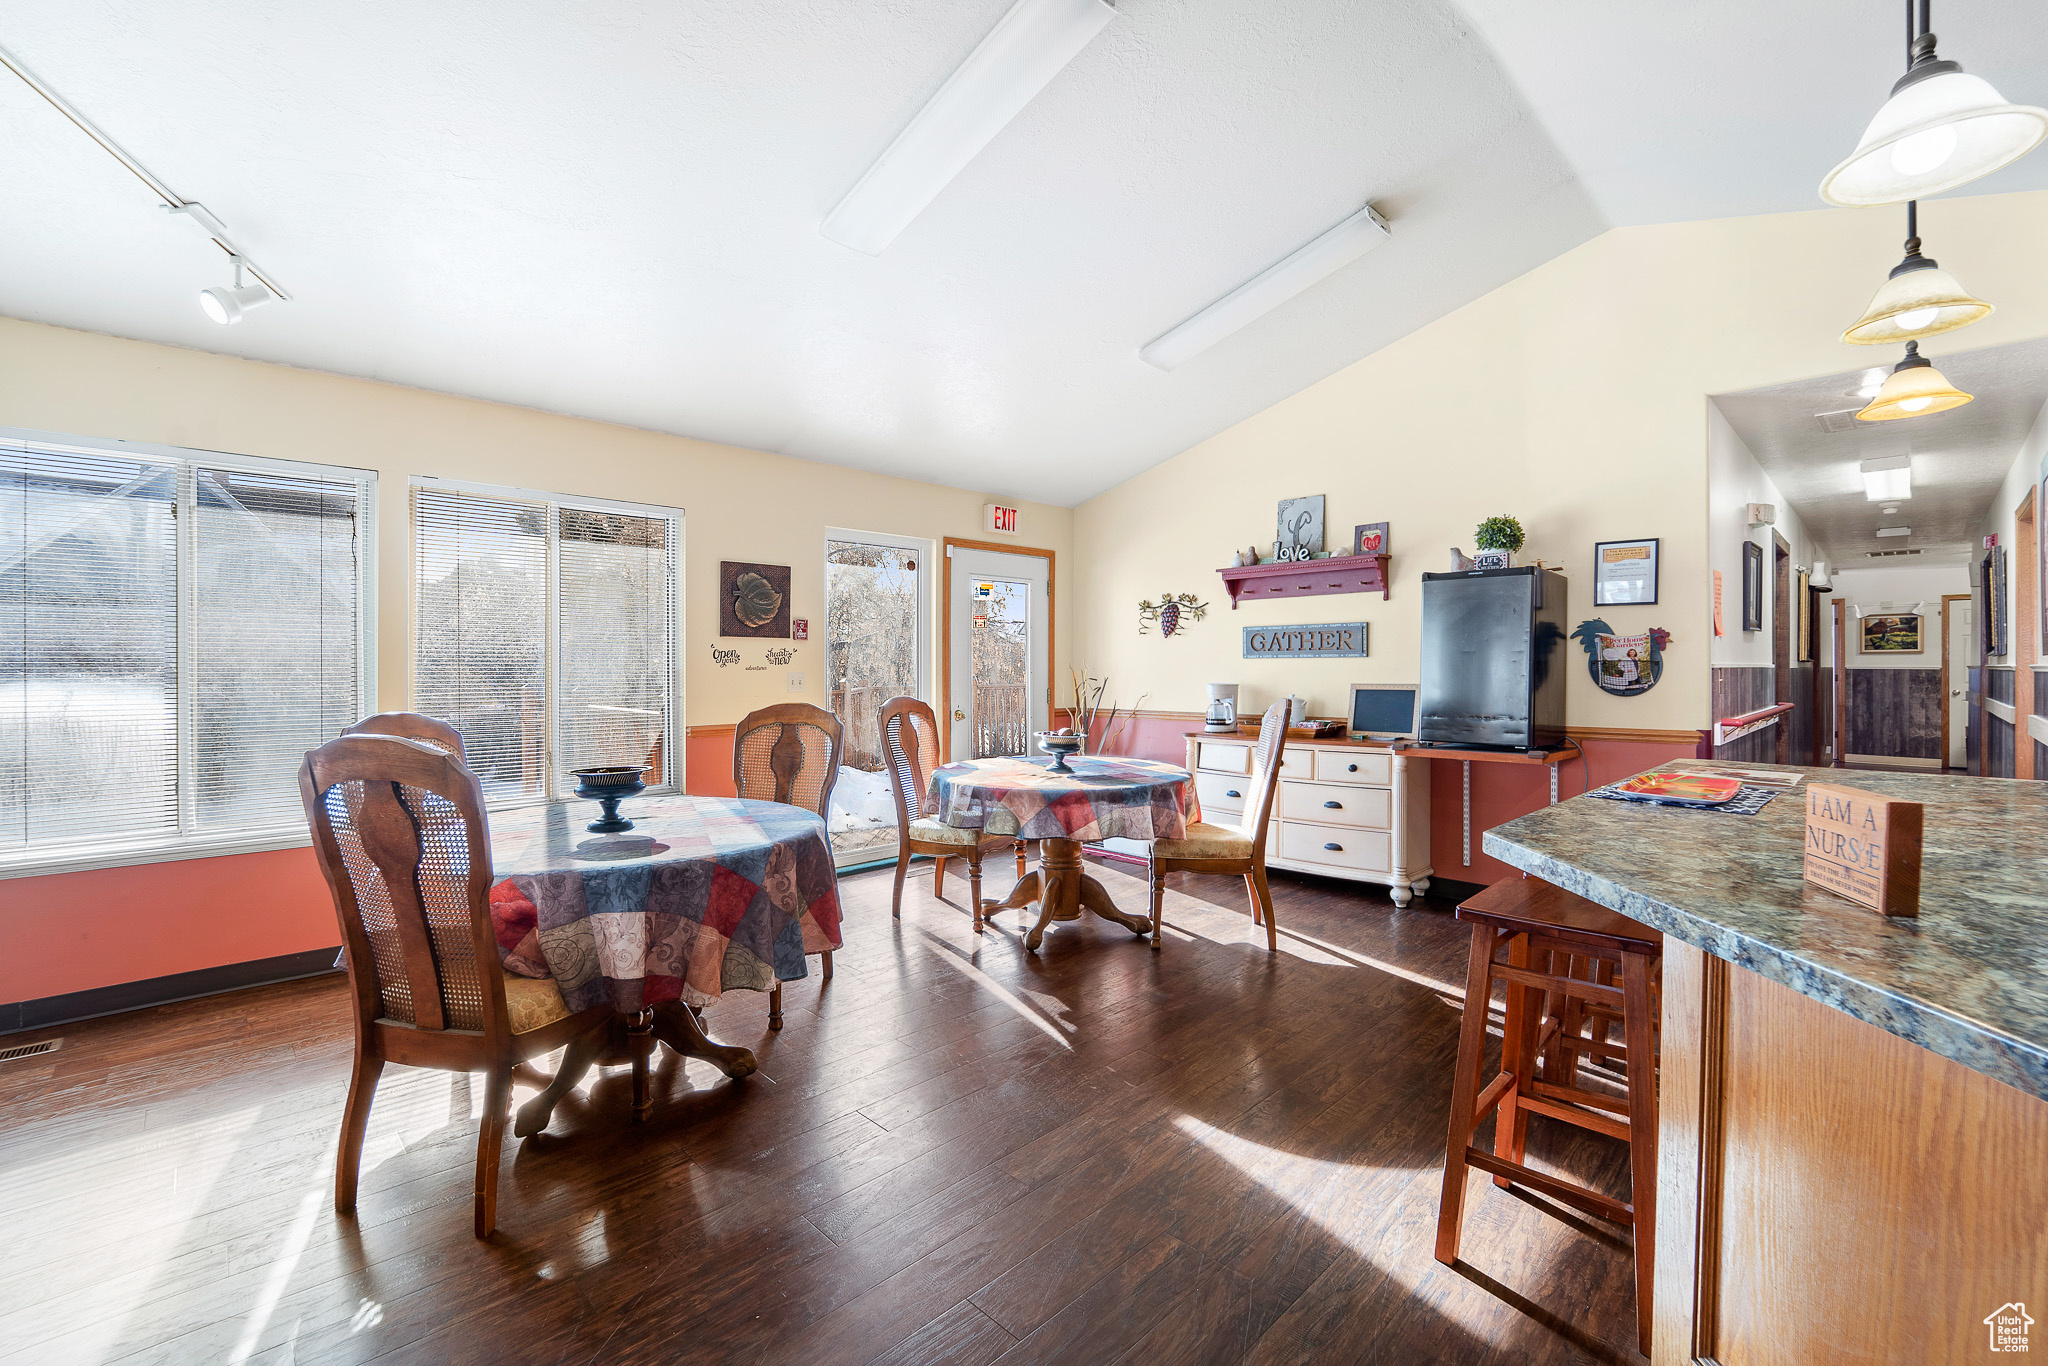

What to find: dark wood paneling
left=1711, top=666, right=1776, bottom=763
left=1986, top=666, right=2016, bottom=705
left=1847, top=669, right=1942, bottom=761
left=1815, top=668, right=1834, bottom=764
left=1988, top=716, right=2016, bottom=778
left=1788, top=664, right=1815, bottom=764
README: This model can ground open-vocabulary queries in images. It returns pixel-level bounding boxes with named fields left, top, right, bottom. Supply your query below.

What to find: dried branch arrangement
left=1067, top=670, right=1147, bottom=755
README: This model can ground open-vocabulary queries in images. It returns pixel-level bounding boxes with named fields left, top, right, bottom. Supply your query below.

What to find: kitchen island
left=1485, top=762, right=2048, bottom=1365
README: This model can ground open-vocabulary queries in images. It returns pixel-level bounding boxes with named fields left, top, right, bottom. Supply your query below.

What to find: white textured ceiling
left=1713, top=337, right=2048, bottom=568
left=0, top=1, right=2043, bottom=505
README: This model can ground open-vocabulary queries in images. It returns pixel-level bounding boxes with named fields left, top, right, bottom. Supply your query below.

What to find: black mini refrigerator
left=1417, top=566, right=1568, bottom=751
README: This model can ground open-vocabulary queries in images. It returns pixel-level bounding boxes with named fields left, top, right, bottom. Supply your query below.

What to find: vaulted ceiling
left=1, top=1, right=2044, bottom=505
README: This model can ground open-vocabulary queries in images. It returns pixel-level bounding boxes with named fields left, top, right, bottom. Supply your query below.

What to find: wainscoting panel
left=1710, top=666, right=1777, bottom=763
left=1986, top=667, right=2016, bottom=778
left=1847, top=668, right=1942, bottom=761
left=1788, top=664, right=1814, bottom=764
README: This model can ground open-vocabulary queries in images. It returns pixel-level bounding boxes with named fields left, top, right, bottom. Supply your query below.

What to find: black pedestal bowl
left=570, top=766, right=650, bottom=833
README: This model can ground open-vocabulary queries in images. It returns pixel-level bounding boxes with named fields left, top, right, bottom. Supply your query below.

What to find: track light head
left=199, top=258, right=273, bottom=324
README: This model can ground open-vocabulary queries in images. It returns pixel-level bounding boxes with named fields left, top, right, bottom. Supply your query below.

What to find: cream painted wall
left=1707, top=402, right=1815, bottom=669
left=1074, top=190, right=2048, bottom=732
left=0, top=318, right=1074, bottom=748
left=1978, top=396, right=2048, bottom=666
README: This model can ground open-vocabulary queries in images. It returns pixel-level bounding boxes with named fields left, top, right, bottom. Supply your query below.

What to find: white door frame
left=942, top=537, right=1054, bottom=762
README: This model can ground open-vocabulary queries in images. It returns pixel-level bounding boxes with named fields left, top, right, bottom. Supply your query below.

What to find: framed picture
left=1984, top=545, right=2008, bottom=657
left=1592, top=537, right=1658, bottom=606
left=1860, top=612, right=1923, bottom=654
left=1275, top=495, right=1325, bottom=562
left=1796, top=569, right=1811, bottom=662
left=1352, top=521, right=1390, bottom=557
left=1742, top=541, right=1764, bottom=632
left=718, top=560, right=792, bottom=638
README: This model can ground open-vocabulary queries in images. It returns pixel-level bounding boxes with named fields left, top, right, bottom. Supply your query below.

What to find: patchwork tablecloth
left=488, top=795, right=842, bottom=1012
left=929, top=755, right=1191, bottom=842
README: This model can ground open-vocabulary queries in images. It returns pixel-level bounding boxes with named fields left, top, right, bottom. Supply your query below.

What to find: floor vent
left=0, top=1038, right=61, bottom=1064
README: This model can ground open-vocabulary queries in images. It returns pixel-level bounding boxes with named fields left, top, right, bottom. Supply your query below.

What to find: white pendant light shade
left=1822, top=67, right=2048, bottom=206
left=1855, top=342, right=1972, bottom=421
left=1842, top=256, right=1992, bottom=344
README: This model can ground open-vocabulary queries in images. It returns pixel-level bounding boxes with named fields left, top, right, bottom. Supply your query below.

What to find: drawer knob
left=1323, top=800, right=1342, bottom=809
left=1225, top=789, right=1241, bottom=799
left=1347, top=763, right=1358, bottom=772
left=1324, top=842, right=1343, bottom=851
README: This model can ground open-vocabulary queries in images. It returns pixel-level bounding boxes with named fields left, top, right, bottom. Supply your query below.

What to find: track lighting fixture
left=199, top=258, right=274, bottom=324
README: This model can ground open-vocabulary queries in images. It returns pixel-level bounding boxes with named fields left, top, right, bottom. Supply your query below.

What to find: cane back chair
left=732, top=703, right=843, bottom=1028
left=879, top=696, right=1029, bottom=933
left=343, top=710, right=467, bottom=760
left=1146, top=699, right=1291, bottom=953
left=300, top=733, right=645, bottom=1239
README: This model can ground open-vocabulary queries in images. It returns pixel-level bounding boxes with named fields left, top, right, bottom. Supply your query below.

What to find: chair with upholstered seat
left=880, top=695, right=1028, bottom=933
left=300, top=732, right=647, bottom=1239
left=343, top=710, right=467, bottom=759
left=731, top=703, right=843, bottom=1029
left=1146, top=699, right=1291, bottom=953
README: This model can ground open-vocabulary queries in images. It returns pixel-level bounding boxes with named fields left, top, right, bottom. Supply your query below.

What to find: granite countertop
left=1484, top=762, right=2048, bottom=1103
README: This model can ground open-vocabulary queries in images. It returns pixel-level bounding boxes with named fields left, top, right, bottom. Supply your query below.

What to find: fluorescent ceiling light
left=1861, top=454, right=1912, bottom=501
left=1875, top=525, right=1912, bottom=537
left=821, top=0, right=1114, bottom=255
left=1140, top=205, right=1392, bottom=371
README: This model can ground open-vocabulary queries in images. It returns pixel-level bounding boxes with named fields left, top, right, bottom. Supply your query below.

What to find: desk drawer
left=1194, top=770, right=1248, bottom=818
left=1196, top=741, right=1250, bottom=774
left=1278, top=748, right=1312, bottom=778
left=1313, top=750, right=1391, bottom=785
left=1280, top=781, right=1390, bottom=829
left=1278, top=822, right=1390, bottom=872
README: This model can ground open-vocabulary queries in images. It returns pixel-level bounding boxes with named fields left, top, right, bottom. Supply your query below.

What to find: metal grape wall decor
left=1137, top=592, right=1209, bottom=637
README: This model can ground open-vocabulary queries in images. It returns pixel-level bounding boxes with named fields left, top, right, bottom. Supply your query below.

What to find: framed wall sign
left=1242, top=622, right=1368, bottom=659
left=1353, top=521, right=1390, bottom=556
left=1592, top=538, right=1658, bottom=606
left=1742, top=541, right=1764, bottom=632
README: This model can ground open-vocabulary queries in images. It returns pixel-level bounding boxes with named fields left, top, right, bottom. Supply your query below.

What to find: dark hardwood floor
left=0, top=857, right=1646, bottom=1365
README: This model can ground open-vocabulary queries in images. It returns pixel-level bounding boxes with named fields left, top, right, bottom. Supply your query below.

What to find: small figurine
left=1246, top=544, right=1262, bottom=566
left=1449, top=547, right=1477, bottom=571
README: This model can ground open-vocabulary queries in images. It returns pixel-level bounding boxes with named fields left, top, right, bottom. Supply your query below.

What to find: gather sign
left=1802, top=781, right=1922, bottom=918
left=1241, top=622, right=1369, bottom=660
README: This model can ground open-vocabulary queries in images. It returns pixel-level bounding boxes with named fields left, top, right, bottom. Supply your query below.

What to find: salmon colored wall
left=1, top=732, right=751, bottom=1006
left=1079, top=714, right=1694, bottom=892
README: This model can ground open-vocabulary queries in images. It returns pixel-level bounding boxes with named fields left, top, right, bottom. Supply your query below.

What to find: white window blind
left=412, top=483, right=681, bottom=805
left=0, top=435, right=373, bottom=869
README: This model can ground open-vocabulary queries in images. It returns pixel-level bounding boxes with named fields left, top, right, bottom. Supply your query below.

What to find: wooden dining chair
left=343, top=710, right=467, bottom=760
left=879, top=696, right=1028, bottom=934
left=1145, top=699, right=1291, bottom=953
left=732, top=702, right=843, bottom=1029
left=300, top=733, right=646, bottom=1239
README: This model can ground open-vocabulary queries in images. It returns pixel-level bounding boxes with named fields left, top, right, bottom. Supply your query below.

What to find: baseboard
left=1, top=946, right=343, bottom=1036
left=1844, top=753, right=1942, bottom=769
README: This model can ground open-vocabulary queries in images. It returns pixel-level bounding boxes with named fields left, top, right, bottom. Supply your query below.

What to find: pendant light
left=1855, top=340, right=1973, bottom=421
left=1820, top=0, right=2048, bottom=207
left=1842, top=201, right=1992, bottom=344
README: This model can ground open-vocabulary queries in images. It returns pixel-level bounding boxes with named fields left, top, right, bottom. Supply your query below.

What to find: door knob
left=953, top=709, right=965, bottom=720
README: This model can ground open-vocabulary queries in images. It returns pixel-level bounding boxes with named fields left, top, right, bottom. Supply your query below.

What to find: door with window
left=823, top=531, right=928, bottom=866
left=947, top=545, right=1049, bottom=761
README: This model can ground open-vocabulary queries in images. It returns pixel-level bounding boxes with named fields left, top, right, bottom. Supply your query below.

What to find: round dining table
left=487, top=793, right=843, bottom=1117
left=928, top=753, right=1192, bottom=950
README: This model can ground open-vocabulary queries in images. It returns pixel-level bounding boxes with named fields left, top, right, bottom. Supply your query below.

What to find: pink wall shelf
left=1218, top=552, right=1390, bottom=609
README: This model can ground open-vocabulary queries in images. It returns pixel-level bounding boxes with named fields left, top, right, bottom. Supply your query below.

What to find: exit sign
left=984, top=503, right=1019, bottom=535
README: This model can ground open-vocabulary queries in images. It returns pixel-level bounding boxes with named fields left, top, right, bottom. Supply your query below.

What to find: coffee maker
left=1204, top=683, right=1240, bottom=733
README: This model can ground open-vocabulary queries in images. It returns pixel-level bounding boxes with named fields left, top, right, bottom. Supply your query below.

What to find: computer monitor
left=1349, top=683, right=1420, bottom=741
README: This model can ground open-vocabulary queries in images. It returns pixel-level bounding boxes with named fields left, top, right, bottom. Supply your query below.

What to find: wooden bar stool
left=1434, top=877, right=1662, bottom=1357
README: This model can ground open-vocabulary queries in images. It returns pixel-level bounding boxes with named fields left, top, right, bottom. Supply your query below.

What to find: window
left=823, top=530, right=928, bottom=866
left=0, top=431, right=374, bottom=873
left=411, top=480, right=682, bottom=804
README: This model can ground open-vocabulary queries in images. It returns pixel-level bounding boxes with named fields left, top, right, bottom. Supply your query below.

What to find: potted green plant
left=1474, top=515, right=1525, bottom=568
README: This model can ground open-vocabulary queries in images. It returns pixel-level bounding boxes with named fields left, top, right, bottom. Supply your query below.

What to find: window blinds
left=411, top=485, right=679, bottom=805
left=0, top=438, right=370, bottom=859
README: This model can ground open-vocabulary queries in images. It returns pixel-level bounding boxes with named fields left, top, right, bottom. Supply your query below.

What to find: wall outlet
left=786, top=671, right=805, bottom=693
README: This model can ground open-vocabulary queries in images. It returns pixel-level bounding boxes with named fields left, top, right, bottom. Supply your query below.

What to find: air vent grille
left=1867, top=548, right=1923, bottom=557
left=0, top=1038, right=60, bottom=1064
left=1815, top=408, right=1862, bottom=434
